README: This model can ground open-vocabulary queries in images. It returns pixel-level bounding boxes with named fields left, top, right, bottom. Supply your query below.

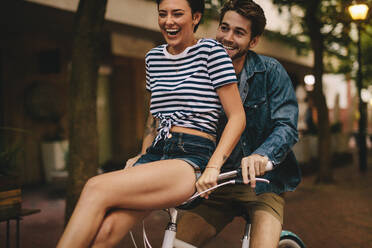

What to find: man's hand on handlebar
left=241, top=154, right=269, bottom=188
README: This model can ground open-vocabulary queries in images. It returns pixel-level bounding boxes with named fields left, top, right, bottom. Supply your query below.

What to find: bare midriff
left=170, top=126, right=216, bottom=142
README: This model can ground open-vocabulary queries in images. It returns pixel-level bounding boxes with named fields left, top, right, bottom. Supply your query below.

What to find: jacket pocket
left=243, top=97, right=266, bottom=110
left=244, top=97, right=267, bottom=120
left=243, top=97, right=267, bottom=138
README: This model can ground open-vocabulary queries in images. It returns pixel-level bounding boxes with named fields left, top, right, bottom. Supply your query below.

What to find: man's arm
left=242, top=61, right=298, bottom=186
left=253, top=61, right=299, bottom=165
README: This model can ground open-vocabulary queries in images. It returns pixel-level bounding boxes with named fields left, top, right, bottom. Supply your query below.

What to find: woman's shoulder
left=197, top=38, right=222, bottom=48
left=145, top=44, right=166, bottom=58
left=189, top=39, right=224, bottom=56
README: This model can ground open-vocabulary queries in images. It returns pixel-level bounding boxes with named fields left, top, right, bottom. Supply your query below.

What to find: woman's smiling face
left=158, top=0, right=201, bottom=54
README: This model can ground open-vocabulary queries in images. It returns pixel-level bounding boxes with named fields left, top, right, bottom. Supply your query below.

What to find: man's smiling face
left=216, top=10, right=258, bottom=61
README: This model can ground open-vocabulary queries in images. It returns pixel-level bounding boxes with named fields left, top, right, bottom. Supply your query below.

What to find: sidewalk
left=1, top=155, right=371, bottom=247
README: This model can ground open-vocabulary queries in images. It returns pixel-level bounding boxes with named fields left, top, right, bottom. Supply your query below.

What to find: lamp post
left=348, top=2, right=369, bottom=172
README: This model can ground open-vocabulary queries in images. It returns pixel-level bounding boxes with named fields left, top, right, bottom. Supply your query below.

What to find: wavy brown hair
left=219, top=0, right=266, bottom=39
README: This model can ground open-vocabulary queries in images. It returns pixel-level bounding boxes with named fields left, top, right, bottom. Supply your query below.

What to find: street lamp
left=348, top=3, right=369, bottom=20
left=348, top=2, right=370, bottom=172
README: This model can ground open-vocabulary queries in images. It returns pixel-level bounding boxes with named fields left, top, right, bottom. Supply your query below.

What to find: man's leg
left=176, top=187, right=236, bottom=247
left=177, top=211, right=217, bottom=247
left=245, top=192, right=284, bottom=248
left=250, top=209, right=281, bottom=248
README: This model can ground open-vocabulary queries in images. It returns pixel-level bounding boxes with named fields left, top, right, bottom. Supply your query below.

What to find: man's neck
left=233, top=55, right=247, bottom=76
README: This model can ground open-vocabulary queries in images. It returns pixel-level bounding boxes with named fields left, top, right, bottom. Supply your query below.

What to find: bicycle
left=160, top=166, right=306, bottom=248
left=129, top=165, right=305, bottom=248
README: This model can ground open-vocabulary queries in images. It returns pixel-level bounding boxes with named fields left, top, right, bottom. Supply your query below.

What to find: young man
left=176, top=0, right=301, bottom=247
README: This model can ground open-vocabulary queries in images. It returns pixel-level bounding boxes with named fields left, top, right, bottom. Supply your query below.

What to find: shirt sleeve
left=207, top=43, right=237, bottom=89
left=253, top=61, right=299, bottom=165
left=145, top=57, right=151, bottom=92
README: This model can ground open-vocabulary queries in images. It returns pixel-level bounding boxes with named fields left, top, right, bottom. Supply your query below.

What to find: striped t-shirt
left=145, top=38, right=237, bottom=140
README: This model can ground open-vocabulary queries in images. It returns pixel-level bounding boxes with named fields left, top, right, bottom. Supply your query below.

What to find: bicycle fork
left=162, top=208, right=178, bottom=248
left=241, top=221, right=251, bottom=248
left=162, top=208, right=197, bottom=248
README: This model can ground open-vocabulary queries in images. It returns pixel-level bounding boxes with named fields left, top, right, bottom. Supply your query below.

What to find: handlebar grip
left=234, top=178, right=270, bottom=185
left=217, top=161, right=273, bottom=181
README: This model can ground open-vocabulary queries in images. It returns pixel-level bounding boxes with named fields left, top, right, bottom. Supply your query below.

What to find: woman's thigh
left=91, top=159, right=197, bottom=210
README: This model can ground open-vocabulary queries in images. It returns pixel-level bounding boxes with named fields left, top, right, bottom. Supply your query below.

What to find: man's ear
left=249, top=36, right=260, bottom=49
left=192, top=12, right=202, bottom=26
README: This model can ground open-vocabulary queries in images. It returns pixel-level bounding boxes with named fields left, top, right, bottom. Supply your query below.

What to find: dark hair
left=156, top=0, right=205, bottom=32
left=219, top=0, right=266, bottom=38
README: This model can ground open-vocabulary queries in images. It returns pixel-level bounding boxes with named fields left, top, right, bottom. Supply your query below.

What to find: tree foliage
left=363, top=26, right=372, bottom=84
left=271, top=0, right=354, bottom=71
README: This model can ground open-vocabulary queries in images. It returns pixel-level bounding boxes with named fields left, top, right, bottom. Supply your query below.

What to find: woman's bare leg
left=91, top=209, right=150, bottom=248
left=57, top=159, right=196, bottom=248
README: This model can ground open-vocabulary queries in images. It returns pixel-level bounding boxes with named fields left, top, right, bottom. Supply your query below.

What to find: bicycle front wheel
left=278, top=231, right=305, bottom=248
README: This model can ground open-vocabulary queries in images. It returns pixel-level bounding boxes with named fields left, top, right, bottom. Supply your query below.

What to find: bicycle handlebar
left=217, top=161, right=273, bottom=181
left=179, top=161, right=273, bottom=208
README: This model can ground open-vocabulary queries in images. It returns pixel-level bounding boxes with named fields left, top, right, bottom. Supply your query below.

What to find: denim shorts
left=134, top=132, right=216, bottom=175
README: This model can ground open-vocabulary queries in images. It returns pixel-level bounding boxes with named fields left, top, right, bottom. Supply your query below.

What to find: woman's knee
left=80, top=176, right=107, bottom=205
left=93, top=216, right=117, bottom=246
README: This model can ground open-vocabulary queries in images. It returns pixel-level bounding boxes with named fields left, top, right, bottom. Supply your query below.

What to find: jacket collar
left=244, top=50, right=266, bottom=79
left=238, top=50, right=266, bottom=102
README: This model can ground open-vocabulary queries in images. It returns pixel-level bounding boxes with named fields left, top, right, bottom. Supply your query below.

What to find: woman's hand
left=195, top=166, right=220, bottom=199
left=125, top=154, right=142, bottom=169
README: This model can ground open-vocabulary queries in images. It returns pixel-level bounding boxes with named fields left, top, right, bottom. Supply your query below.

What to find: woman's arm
left=126, top=92, right=158, bottom=168
left=140, top=111, right=158, bottom=154
left=196, top=83, right=246, bottom=198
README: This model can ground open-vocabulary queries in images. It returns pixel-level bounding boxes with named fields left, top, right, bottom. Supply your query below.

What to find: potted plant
left=41, top=137, right=68, bottom=183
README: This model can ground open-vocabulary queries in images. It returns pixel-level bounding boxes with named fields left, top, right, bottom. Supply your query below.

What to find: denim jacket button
left=242, top=142, right=247, bottom=146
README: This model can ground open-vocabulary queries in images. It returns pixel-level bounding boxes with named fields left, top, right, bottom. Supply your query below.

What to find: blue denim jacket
left=218, top=50, right=301, bottom=195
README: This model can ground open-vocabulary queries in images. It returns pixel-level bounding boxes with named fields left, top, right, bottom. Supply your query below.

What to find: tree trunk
left=305, top=0, right=333, bottom=183
left=65, top=0, right=108, bottom=223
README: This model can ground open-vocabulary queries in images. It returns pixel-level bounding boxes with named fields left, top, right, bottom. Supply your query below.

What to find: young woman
left=57, top=0, right=245, bottom=247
